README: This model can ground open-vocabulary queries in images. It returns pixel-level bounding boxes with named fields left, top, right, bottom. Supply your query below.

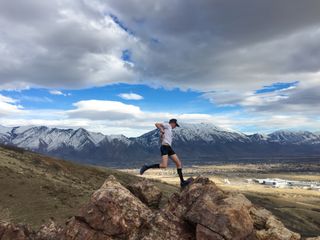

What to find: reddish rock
left=36, top=220, right=64, bottom=240
left=0, top=222, right=32, bottom=240
left=64, top=175, right=152, bottom=239
left=163, top=177, right=254, bottom=240
left=64, top=217, right=111, bottom=240
left=128, top=179, right=162, bottom=208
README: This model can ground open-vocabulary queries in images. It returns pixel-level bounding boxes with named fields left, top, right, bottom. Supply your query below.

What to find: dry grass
left=0, top=146, right=177, bottom=229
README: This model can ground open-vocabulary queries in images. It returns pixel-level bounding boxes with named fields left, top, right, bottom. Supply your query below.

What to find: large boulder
left=64, top=175, right=193, bottom=240
left=163, top=177, right=255, bottom=240
left=64, top=175, right=152, bottom=240
left=128, top=179, right=162, bottom=208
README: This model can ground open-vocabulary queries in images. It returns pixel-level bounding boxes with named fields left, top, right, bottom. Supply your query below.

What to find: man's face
left=170, top=122, right=177, bottom=129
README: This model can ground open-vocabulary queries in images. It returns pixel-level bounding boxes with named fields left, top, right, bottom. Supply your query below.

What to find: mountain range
left=1, top=123, right=320, bottom=167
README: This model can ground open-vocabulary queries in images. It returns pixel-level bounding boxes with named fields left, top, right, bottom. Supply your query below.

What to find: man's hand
left=155, top=123, right=164, bottom=132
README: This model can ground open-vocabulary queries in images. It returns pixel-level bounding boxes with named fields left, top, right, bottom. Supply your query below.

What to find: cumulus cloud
left=62, top=99, right=320, bottom=135
left=118, top=92, right=143, bottom=100
left=0, top=94, right=24, bottom=116
left=67, top=100, right=142, bottom=120
left=0, top=0, right=139, bottom=90
left=0, top=97, right=319, bottom=136
left=203, top=77, right=320, bottom=117
left=1, top=0, right=320, bottom=92
left=0, top=0, right=320, bottom=130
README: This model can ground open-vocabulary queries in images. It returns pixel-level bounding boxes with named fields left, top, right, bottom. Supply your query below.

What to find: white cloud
left=67, top=100, right=142, bottom=120
left=49, top=90, right=71, bottom=96
left=118, top=93, right=144, bottom=100
left=0, top=0, right=139, bottom=90
left=0, top=97, right=319, bottom=136
left=20, top=95, right=53, bottom=103
left=1, top=0, right=319, bottom=93
left=0, top=94, right=16, bottom=104
left=49, top=90, right=63, bottom=95
left=0, top=0, right=320, bottom=134
left=0, top=94, right=24, bottom=117
left=62, top=100, right=320, bottom=135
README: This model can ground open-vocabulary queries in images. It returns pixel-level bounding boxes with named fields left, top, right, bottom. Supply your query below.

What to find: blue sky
left=1, top=81, right=316, bottom=136
left=1, top=84, right=236, bottom=114
left=0, top=0, right=319, bottom=136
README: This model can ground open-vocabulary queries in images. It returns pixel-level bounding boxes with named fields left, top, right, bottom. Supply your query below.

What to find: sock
left=177, top=168, right=185, bottom=183
left=147, top=163, right=160, bottom=169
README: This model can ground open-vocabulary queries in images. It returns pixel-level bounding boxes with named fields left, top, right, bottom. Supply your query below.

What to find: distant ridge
left=1, top=124, right=320, bottom=167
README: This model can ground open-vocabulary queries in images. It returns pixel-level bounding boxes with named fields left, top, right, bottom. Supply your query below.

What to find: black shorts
left=160, top=145, right=175, bottom=156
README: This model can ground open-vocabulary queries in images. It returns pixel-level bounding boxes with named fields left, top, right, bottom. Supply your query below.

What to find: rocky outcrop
left=65, top=175, right=152, bottom=240
left=1, top=176, right=319, bottom=240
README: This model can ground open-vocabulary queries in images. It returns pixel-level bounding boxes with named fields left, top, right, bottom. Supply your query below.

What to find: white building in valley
left=253, top=178, right=319, bottom=189
left=254, top=178, right=287, bottom=188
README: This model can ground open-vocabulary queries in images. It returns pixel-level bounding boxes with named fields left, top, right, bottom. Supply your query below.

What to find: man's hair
left=169, top=118, right=180, bottom=127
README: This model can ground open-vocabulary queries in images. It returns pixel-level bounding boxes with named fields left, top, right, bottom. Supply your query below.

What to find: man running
left=140, top=119, right=190, bottom=187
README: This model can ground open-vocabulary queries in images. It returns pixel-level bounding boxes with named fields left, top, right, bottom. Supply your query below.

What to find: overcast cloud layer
left=0, top=0, right=319, bottom=134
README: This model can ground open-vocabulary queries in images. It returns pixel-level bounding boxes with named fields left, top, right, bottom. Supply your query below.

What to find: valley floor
left=121, top=162, right=320, bottom=238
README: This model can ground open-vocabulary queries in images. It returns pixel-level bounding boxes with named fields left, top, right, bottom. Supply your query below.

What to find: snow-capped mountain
left=136, top=123, right=320, bottom=146
left=136, top=123, right=249, bottom=147
left=267, top=130, right=320, bottom=144
left=0, top=126, right=130, bottom=151
left=0, top=124, right=320, bottom=167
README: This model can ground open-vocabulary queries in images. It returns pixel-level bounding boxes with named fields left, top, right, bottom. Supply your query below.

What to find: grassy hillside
left=246, top=192, right=320, bottom=237
left=0, top=145, right=177, bottom=229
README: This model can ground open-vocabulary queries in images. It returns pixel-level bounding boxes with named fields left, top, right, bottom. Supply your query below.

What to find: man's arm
left=155, top=123, right=165, bottom=134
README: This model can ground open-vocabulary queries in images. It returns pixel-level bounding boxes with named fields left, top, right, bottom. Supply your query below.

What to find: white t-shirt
left=161, top=123, right=173, bottom=146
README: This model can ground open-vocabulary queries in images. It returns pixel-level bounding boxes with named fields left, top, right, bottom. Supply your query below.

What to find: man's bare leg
left=170, top=154, right=182, bottom=168
left=140, top=155, right=168, bottom=175
left=160, top=155, right=169, bottom=168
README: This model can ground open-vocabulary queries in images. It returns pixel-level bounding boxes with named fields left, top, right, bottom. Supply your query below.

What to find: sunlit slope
left=0, top=145, right=177, bottom=228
